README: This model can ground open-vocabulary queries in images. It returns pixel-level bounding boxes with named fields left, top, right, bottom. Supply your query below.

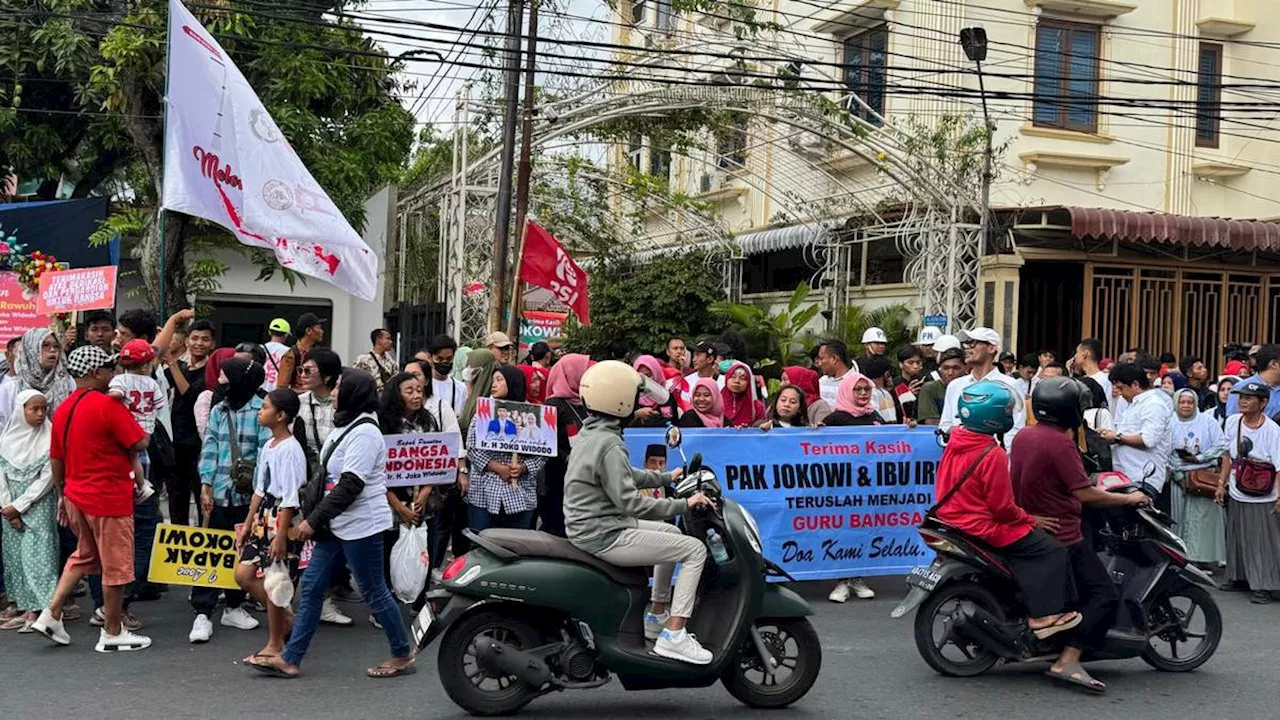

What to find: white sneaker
left=95, top=628, right=152, bottom=653
left=653, top=628, right=713, bottom=665
left=851, top=579, right=876, bottom=600
left=644, top=611, right=670, bottom=641
left=220, top=606, right=260, bottom=630
left=369, top=614, right=383, bottom=630
left=320, top=597, right=353, bottom=626
left=135, top=480, right=155, bottom=502
left=31, top=609, right=70, bottom=646
left=189, top=614, right=213, bottom=643
left=90, top=607, right=144, bottom=631
left=828, top=580, right=852, bottom=604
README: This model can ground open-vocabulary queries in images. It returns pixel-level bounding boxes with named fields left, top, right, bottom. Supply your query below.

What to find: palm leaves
left=712, top=282, right=821, bottom=367
left=832, top=303, right=917, bottom=359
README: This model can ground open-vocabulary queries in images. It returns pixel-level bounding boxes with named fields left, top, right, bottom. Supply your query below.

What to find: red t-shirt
left=51, top=389, right=146, bottom=517
left=1009, top=422, right=1093, bottom=545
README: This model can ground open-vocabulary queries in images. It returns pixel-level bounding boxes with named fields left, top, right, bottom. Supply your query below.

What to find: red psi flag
left=520, top=220, right=590, bottom=325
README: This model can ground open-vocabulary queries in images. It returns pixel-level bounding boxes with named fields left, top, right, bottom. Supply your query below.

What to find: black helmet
left=1031, top=376, right=1091, bottom=429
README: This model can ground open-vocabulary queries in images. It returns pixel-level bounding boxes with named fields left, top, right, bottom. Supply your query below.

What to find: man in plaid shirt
left=190, top=359, right=270, bottom=645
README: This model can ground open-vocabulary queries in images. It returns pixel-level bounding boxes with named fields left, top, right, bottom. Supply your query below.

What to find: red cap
left=1224, top=360, right=1249, bottom=377
left=120, top=339, right=156, bottom=366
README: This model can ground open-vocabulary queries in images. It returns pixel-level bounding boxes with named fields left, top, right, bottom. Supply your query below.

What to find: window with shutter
left=1196, top=43, right=1222, bottom=148
left=1032, top=21, right=1100, bottom=133
left=843, top=26, right=888, bottom=126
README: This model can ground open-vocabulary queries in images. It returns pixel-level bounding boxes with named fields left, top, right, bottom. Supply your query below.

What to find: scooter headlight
left=739, top=506, right=763, bottom=555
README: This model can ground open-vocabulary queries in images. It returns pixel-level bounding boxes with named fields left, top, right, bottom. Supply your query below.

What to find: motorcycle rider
left=1011, top=377, right=1150, bottom=694
left=564, top=360, right=716, bottom=665
left=934, top=381, right=1081, bottom=640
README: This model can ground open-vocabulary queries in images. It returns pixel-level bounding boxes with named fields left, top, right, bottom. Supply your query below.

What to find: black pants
left=170, top=445, right=203, bottom=526
left=428, top=487, right=469, bottom=567
left=1065, top=541, right=1119, bottom=651
left=999, top=529, right=1072, bottom=618
left=537, top=458, right=567, bottom=538
left=190, top=504, right=250, bottom=616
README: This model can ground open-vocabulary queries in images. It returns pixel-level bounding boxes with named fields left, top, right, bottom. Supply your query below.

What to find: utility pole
left=959, top=27, right=993, bottom=255
left=489, top=0, right=524, bottom=332
left=505, top=0, right=540, bottom=342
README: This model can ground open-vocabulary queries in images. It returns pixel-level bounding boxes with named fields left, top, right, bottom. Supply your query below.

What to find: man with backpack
left=276, top=313, right=326, bottom=394
left=262, top=318, right=291, bottom=391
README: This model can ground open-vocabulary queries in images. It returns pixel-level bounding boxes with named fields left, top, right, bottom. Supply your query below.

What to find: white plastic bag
left=390, top=524, right=431, bottom=603
left=264, top=560, right=294, bottom=608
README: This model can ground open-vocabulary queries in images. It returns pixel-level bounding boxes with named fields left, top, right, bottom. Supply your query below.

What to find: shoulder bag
left=299, top=417, right=377, bottom=519
left=1232, top=416, right=1277, bottom=498
left=225, top=407, right=257, bottom=496
left=1185, top=466, right=1222, bottom=499
left=926, top=444, right=997, bottom=518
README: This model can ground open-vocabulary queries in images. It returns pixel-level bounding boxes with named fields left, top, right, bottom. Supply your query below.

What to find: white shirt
left=1087, top=370, right=1113, bottom=410
left=1112, top=389, right=1174, bottom=492
left=938, top=367, right=1026, bottom=449
left=263, top=341, right=290, bottom=391
left=255, top=435, right=308, bottom=508
left=432, top=376, right=468, bottom=418
left=109, top=372, right=166, bottom=435
left=323, top=412, right=392, bottom=541
left=819, top=372, right=846, bottom=406
left=1225, top=415, right=1280, bottom=504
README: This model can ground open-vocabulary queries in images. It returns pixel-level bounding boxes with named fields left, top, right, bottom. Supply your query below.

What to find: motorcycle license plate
left=411, top=602, right=436, bottom=649
left=906, top=566, right=942, bottom=591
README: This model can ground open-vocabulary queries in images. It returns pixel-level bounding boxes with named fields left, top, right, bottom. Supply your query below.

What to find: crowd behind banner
left=3, top=307, right=1280, bottom=665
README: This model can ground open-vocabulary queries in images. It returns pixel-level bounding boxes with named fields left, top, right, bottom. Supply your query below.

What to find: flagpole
left=504, top=0, right=539, bottom=343
left=158, top=0, right=176, bottom=319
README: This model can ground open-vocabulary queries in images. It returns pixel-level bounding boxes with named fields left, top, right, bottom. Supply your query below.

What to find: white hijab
left=1170, top=388, right=1225, bottom=469
left=0, top=389, right=52, bottom=480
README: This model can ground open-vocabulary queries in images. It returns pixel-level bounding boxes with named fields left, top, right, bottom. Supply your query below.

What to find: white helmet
left=916, top=326, right=941, bottom=346
left=861, top=327, right=888, bottom=344
left=579, top=360, right=669, bottom=418
left=933, top=333, right=962, bottom=353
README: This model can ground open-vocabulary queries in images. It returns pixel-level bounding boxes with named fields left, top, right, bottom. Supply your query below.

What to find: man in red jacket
left=935, top=380, right=1079, bottom=641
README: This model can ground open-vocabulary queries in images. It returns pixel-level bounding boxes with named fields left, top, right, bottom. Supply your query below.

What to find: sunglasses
left=298, top=367, right=316, bottom=376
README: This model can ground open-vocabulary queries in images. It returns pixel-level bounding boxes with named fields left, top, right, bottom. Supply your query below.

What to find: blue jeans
left=89, top=493, right=162, bottom=608
left=467, top=504, right=534, bottom=533
left=283, top=533, right=411, bottom=666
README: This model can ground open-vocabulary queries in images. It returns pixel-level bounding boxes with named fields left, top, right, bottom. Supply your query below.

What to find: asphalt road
left=1, top=576, right=1272, bottom=719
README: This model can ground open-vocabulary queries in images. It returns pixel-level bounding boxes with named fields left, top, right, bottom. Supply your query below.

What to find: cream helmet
left=579, top=360, right=670, bottom=418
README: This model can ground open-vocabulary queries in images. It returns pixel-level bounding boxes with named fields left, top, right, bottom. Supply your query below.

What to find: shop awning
left=1060, top=206, right=1280, bottom=252
left=737, top=224, right=825, bottom=255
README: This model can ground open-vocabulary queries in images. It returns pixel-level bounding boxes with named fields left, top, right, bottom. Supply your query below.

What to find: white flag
left=162, top=0, right=377, bottom=301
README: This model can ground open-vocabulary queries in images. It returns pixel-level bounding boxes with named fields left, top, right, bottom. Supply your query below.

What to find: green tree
left=829, top=302, right=917, bottom=361
left=712, top=282, right=820, bottom=367
left=1, top=1, right=415, bottom=309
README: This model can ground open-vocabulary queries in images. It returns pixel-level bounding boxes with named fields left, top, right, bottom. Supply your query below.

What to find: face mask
left=434, top=361, right=453, bottom=376
left=718, top=359, right=733, bottom=373
left=462, top=367, right=476, bottom=383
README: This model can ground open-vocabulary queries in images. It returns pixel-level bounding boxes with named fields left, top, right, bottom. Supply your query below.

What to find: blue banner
left=624, top=427, right=943, bottom=581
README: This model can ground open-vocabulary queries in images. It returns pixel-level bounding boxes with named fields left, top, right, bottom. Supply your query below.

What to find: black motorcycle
left=891, top=480, right=1222, bottom=677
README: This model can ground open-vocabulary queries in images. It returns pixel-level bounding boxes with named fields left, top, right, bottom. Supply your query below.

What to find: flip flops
left=1031, top=612, right=1083, bottom=640
left=0, top=615, right=27, bottom=631
left=248, top=656, right=300, bottom=680
left=366, top=663, right=417, bottom=679
left=1044, top=663, right=1106, bottom=694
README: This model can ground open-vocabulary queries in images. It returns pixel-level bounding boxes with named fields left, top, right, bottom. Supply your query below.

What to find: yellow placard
left=146, top=523, right=241, bottom=590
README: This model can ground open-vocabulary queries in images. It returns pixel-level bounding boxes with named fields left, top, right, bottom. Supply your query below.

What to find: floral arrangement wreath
left=0, top=226, right=73, bottom=324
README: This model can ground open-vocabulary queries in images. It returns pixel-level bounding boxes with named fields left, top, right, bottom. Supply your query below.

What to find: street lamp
left=959, top=27, right=994, bottom=253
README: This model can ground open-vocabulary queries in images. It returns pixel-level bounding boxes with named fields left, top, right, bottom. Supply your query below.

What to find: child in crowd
left=236, top=388, right=307, bottom=667
left=108, top=339, right=166, bottom=501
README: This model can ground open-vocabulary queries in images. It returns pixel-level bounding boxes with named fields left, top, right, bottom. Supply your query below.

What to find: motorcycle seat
left=478, top=529, right=649, bottom=586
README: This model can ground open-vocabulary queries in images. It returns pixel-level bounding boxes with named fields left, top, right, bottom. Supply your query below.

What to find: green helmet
left=957, top=380, right=1017, bottom=435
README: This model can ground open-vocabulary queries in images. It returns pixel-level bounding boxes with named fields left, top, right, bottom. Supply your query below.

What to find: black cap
left=693, top=340, right=716, bottom=355
left=297, top=312, right=327, bottom=331
left=999, top=351, right=1016, bottom=362
left=712, top=342, right=733, bottom=358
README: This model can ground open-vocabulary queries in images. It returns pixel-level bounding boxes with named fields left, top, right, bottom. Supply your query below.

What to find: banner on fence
left=623, top=427, right=943, bottom=581
left=384, top=431, right=463, bottom=487
left=473, top=398, right=558, bottom=457
left=147, top=523, right=241, bottom=590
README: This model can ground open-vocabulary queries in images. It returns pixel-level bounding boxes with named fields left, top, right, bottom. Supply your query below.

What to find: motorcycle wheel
left=913, top=582, right=1003, bottom=677
left=1141, top=584, right=1222, bottom=672
left=721, top=617, right=822, bottom=709
left=438, top=610, right=542, bottom=716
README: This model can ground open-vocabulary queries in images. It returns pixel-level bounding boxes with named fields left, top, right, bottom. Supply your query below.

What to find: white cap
left=861, top=327, right=888, bottom=344
left=933, top=334, right=962, bottom=353
left=916, top=326, right=941, bottom=346
left=957, top=327, right=1001, bottom=348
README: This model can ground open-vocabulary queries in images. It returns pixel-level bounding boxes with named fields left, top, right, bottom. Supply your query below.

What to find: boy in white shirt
left=109, top=339, right=167, bottom=501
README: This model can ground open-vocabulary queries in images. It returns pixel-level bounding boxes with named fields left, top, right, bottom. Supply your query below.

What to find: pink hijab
left=632, top=355, right=665, bottom=408
left=690, top=377, right=724, bottom=428
left=721, top=361, right=765, bottom=427
left=835, top=372, right=876, bottom=416
left=546, top=353, right=591, bottom=404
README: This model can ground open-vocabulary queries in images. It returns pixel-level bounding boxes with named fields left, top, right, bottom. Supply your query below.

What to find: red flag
left=520, top=220, right=590, bottom=325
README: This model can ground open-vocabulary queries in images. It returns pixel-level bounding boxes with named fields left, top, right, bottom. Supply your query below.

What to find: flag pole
left=504, top=0, right=540, bottom=343
left=157, top=0, right=176, bottom=319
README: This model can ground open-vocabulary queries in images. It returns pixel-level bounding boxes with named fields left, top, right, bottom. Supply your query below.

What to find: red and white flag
left=161, top=0, right=377, bottom=301
left=519, top=220, right=590, bottom=325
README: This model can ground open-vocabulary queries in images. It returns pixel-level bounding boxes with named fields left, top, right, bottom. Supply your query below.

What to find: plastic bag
left=390, top=524, right=431, bottom=603
left=264, top=560, right=294, bottom=608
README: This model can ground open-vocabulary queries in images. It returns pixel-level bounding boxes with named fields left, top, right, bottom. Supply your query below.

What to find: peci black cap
left=297, top=312, right=327, bottom=331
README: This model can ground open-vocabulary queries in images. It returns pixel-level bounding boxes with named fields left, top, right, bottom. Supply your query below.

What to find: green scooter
left=413, top=427, right=822, bottom=716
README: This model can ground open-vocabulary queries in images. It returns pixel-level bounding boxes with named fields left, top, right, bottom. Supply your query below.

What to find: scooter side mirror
left=665, top=425, right=682, bottom=449
left=688, top=452, right=702, bottom=480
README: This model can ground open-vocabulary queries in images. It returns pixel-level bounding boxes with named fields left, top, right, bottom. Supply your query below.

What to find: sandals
left=248, top=656, right=300, bottom=679
left=366, top=662, right=417, bottom=679
left=1044, top=662, right=1106, bottom=694
left=1030, top=612, right=1082, bottom=640
left=1, top=615, right=27, bottom=631
left=242, top=651, right=280, bottom=665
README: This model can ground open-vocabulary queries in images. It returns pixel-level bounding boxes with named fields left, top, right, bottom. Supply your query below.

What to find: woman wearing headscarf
left=822, top=373, right=885, bottom=427
left=540, top=353, right=592, bottom=536
left=190, top=358, right=269, bottom=643
left=195, top=348, right=237, bottom=440
left=0, top=328, right=73, bottom=430
left=720, top=361, right=765, bottom=428
left=630, top=355, right=680, bottom=428
left=677, top=377, right=724, bottom=428
left=1168, top=388, right=1227, bottom=569
left=458, top=349, right=498, bottom=434
left=0, top=391, right=57, bottom=631
left=465, top=366, right=546, bottom=531
left=252, top=370, right=415, bottom=679
left=783, top=366, right=832, bottom=426
left=1213, top=376, right=1237, bottom=428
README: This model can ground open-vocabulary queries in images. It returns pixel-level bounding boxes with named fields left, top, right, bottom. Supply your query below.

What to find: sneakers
left=644, top=611, right=671, bottom=641
left=369, top=614, right=383, bottom=630
left=828, top=580, right=852, bottom=603
left=653, top=628, right=713, bottom=665
left=135, top=479, right=156, bottom=503
left=851, top=579, right=876, bottom=600
left=94, top=628, right=152, bottom=653
left=189, top=614, right=213, bottom=643
left=320, top=597, right=354, bottom=626
left=89, top=608, right=144, bottom=631
left=31, top=609, right=71, bottom=646
left=220, top=606, right=260, bottom=630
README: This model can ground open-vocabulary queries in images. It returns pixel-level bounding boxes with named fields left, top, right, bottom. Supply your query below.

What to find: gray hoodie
left=564, top=414, right=684, bottom=554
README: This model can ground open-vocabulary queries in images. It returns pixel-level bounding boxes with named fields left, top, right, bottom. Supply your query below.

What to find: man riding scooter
left=1011, top=377, right=1150, bottom=694
left=565, top=360, right=716, bottom=664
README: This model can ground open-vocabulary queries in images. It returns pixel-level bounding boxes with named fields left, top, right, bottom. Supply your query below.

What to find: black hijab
left=335, top=368, right=380, bottom=427
left=495, top=365, right=527, bottom=403
left=220, top=358, right=266, bottom=411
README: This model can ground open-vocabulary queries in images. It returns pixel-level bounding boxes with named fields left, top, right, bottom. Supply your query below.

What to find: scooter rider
left=564, top=360, right=716, bottom=665
left=1012, top=376, right=1149, bottom=694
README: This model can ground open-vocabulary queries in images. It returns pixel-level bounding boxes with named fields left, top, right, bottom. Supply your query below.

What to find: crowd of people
left=1, top=306, right=1278, bottom=672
